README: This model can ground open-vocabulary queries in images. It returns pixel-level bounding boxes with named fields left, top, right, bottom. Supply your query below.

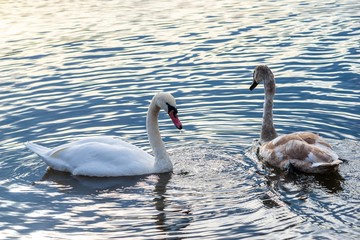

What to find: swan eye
left=166, top=103, right=177, bottom=115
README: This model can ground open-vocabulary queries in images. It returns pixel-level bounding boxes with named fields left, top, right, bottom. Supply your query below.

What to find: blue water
left=1, top=0, right=359, bottom=238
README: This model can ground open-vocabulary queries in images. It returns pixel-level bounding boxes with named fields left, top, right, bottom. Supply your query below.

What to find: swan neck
left=261, top=77, right=278, bottom=142
left=146, top=101, right=172, bottom=172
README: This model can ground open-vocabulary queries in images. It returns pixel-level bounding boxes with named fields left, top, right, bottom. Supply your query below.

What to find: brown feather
left=260, top=132, right=340, bottom=173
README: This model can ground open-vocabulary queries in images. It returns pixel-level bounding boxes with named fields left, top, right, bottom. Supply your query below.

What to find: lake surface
left=1, top=0, right=359, bottom=238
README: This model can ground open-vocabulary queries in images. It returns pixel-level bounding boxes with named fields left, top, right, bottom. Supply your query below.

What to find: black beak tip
left=249, top=82, right=258, bottom=91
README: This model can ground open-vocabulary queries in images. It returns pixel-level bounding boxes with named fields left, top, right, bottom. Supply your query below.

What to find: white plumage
left=25, top=137, right=154, bottom=177
left=25, top=92, right=182, bottom=177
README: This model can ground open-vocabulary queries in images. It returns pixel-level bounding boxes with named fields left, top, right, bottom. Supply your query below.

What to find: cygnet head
left=154, top=92, right=183, bottom=130
left=249, top=65, right=274, bottom=91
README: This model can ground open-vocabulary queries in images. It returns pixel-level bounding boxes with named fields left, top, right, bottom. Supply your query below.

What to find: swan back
left=26, top=137, right=156, bottom=177
left=260, top=132, right=342, bottom=173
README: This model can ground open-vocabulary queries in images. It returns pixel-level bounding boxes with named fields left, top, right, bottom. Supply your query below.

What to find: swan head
left=154, top=92, right=183, bottom=130
left=249, top=65, right=274, bottom=91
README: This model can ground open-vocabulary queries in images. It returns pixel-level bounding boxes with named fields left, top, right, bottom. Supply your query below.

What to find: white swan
left=25, top=92, right=183, bottom=177
left=249, top=65, right=342, bottom=174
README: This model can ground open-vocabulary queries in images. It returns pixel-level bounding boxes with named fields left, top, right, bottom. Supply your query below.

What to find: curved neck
left=146, top=101, right=173, bottom=172
left=261, top=77, right=278, bottom=142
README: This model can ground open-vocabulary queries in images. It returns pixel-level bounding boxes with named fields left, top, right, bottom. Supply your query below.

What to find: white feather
left=25, top=92, right=181, bottom=177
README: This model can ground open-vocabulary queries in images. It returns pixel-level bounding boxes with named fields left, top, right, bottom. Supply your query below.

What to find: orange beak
left=169, top=110, right=182, bottom=130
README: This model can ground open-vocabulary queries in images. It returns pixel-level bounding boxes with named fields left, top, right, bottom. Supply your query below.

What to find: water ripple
left=1, top=0, right=359, bottom=238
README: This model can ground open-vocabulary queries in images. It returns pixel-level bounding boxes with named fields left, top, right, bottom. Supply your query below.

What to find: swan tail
left=25, top=142, right=71, bottom=173
left=25, top=142, right=51, bottom=158
left=287, top=158, right=342, bottom=174
left=311, top=160, right=343, bottom=168
left=310, top=160, right=342, bottom=173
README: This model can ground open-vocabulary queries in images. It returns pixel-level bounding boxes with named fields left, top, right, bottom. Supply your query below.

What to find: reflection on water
left=152, top=173, right=192, bottom=234
left=41, top=168, right=147, bottom=193
left=0, top=0, right=359, bottom=238
left=39, top=168, right=192, bottom=238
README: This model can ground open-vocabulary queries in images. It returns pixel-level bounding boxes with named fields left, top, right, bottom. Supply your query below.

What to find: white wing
left=26, top=136, right=155, bottom=177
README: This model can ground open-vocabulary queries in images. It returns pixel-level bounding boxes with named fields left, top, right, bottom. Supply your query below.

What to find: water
left=1, top=0, right=359, bottom=238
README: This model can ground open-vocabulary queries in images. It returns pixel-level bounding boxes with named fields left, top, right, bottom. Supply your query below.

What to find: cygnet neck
left=261, top=76, right=278, bottom=142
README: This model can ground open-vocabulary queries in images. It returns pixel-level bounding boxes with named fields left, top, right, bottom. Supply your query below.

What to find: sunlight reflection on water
left=0, top=0, right=359, bottom=238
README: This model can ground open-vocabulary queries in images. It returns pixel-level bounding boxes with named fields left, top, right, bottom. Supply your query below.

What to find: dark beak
left=249, top=81, right=258, bottom=91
